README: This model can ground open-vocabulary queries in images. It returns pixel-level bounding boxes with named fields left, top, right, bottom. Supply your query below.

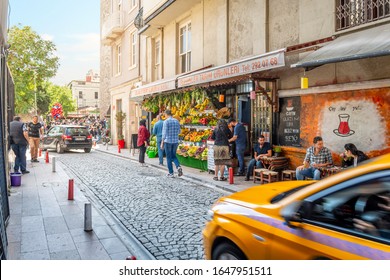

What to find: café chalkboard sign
left=278, top=96, right=301, bottom=147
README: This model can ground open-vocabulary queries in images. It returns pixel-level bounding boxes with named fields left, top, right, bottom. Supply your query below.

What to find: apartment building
left=68, top=70, right=100, bottom=114
left=101, top=0, right=390, bottom=161
left=101, top=0, right=143, bottom=147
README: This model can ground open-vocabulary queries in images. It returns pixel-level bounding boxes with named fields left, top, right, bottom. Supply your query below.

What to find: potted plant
left=115, top=111, right=126, bottom=148
left=273, top=146, right=282, bottom=157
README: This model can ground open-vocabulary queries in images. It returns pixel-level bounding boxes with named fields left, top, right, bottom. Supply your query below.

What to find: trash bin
left=10, top=172, right=22, bottom=187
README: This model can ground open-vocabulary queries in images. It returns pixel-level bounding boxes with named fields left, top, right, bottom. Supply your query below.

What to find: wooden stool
left=253, top=168, right=268, bottom=183
left=261, top=170, right=279, bottom=184
left=282, top=170, right=296, bottom=181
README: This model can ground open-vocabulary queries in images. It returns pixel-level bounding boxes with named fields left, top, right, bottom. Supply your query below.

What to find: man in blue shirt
left=152, top=114, right=164, bottom=165
left=228, top=118, right=247, bottom=176
left=244, top=135, right=272, bottom=181
left=161, top=110, right=183, bottom=178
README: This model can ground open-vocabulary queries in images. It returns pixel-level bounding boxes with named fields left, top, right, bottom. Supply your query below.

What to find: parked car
left=42, top=125, right=92, bottom=153
left=203, top=154, right=390, bottom=260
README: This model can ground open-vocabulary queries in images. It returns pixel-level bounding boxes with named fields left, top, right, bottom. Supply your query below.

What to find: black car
left=42, top=125, right=92, bottom=153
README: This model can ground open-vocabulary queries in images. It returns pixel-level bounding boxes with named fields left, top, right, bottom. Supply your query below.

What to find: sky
left=9, top=0, right=100, bottom=86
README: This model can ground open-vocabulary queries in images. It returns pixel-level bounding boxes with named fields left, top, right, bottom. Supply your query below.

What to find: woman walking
left=211, top=119, right=232, bottom=181
left=137, top=119, right=150, bottom=167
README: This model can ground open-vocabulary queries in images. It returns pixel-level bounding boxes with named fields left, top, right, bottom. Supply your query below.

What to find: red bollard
left=39, top=148, right=42, bottom=157
left=68, top=179, right=74, bottom=200
left=229, top=167, right=234, bottom=184
left=45, top=151, right=50, bottom=163
left=126, top=256, right=137, bottom=260
left=118, top=145, right=121, bottom=153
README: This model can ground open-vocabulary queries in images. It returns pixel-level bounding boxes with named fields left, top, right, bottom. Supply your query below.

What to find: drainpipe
left=226, top=0, right=229, bottom=63
left=265, top=0, right=269, bottom=52
left=160, top=27, right=164, bottom=79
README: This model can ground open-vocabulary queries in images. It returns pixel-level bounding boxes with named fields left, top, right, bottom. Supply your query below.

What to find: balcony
left=101, top=11, right=125, bottom=45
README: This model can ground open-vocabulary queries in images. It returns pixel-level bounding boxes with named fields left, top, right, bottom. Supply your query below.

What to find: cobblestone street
left=58, top=151, right=224, bottom=260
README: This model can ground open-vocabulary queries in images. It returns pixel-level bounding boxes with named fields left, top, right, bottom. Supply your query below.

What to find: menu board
left=278, top=97, right=301, bottom=147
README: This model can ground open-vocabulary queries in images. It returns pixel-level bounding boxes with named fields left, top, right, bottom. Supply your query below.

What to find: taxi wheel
left=212, top=242, right=247, bottom=260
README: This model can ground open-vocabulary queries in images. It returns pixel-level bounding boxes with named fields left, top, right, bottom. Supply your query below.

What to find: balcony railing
left=101, top=11, right=125, bottom=43
left=336, top=0, right=390, bottom=31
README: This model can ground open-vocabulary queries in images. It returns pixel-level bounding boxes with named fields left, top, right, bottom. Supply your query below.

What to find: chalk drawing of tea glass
left=333, top=114, right=355, bottom=137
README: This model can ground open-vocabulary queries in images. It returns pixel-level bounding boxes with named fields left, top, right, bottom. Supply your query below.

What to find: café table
left=259, top=156, right=289, bottom=172
left=318, top=165, right=343, bottom=178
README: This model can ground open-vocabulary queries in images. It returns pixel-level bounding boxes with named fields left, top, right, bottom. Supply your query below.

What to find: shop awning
left=130, top=77, right=176, bottom=100
left=291, top=24, right=390, bottom=69
left=177, top=49, right=286, bottom=88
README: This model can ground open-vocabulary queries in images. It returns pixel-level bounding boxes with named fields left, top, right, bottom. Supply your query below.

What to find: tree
left=7, top=25, right=60, bottom=114
left=45, top=83, right=76, bottom=117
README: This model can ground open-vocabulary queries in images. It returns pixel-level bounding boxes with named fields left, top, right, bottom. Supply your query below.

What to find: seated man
left=245, top=135, right=272, bottom=181
left=296, top=136, right=333, bottom=180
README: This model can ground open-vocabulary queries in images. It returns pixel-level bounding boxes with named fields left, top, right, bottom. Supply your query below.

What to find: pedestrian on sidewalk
left=228, top=118, right=247, bottom=176
left=211, top=119, right=232, bottom=181
left=137, top=119, right=150, bottom=167
left=9, top=116, right=30, bottom=174
left=27, top=115, right=43, bottom=162
left=161, top=110, right=183, bottom=178
left=152, top=113, right=164, bottom=165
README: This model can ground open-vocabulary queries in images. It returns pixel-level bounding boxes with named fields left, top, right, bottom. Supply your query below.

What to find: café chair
left=261, top=170, right=279, bottom=184
left=253, top=168, right=268, bottom=183
left=282, top=170, right=296, bottom=181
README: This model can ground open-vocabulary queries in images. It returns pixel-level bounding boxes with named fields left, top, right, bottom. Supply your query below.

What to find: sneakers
left=177, top=167, right=183, bottom=177
left=166, top=173, right=174, bottom=178
left=21, top=170, right=30, bottom=174
left=140, top=163, right=148, bottom=167
left=244, top=177, right=250, bottom=181
left=159, top=163, right=164, bottom=166
left=31, top=159, right=39, bottom=163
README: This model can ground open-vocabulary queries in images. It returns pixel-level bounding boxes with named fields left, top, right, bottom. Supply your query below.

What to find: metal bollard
left=84, top=203, right=92, bottom=232
left=68, top=179, right=74, bottom=200
left=229, top=167, right=234, bottom=184
left=52, top=156, right=56, bottom=172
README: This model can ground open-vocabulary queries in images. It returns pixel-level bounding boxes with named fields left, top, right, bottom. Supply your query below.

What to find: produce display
left=177, top=144, right=208, bottom=161
left=146, top=135, right=158, bottom=158
left=142, top=89, right=227, bottom=165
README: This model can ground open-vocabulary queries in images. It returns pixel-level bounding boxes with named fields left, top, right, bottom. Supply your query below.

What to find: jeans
left=11, top=144, right=28, bottom=172
left=246, top=159, right=263, bottom=178
left=157, top=138, right=164, bottom=164
left=164, top=142, right=180, bottom=175
left=236, top=146, right=246, bottom=174
left=296, top=166, right=321, bottom=180
left=139, top=144, right=146, bottom=163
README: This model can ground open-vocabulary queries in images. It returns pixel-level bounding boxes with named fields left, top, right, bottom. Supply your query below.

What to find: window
left=336, top=0, right=390, bottom=31
left=79, top=91, right=83, bottom=99
left=115, top=44, right=122, bottom=75
left=130, top=32, right=137, bottom=67
left=116, top=99, right=122, bottom=113
left=130, top=0, right=137, bottom=9
left=303, top=173, right=390, bottom=243
left=95, top=92, right=98, bottom=99
left=154, top=38, right=161, bottom=80
left=179, top=22, right=191, bottom=73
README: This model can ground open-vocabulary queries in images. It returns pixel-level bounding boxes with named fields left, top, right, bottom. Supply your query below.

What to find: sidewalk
left=93, top=143, right=257, bottom=193
left=6, top=151, right=153, bottom=260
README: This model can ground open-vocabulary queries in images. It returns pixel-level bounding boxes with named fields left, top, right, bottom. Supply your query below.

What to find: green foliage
left=7, top=25, right=60, bottom=114
left=44, top=83, right=76, bottom=116
left=115, top=111, right=126, bottom=139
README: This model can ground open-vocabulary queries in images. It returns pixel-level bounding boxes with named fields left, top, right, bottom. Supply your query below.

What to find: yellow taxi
left=203, top=154, right=390, bottom=259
